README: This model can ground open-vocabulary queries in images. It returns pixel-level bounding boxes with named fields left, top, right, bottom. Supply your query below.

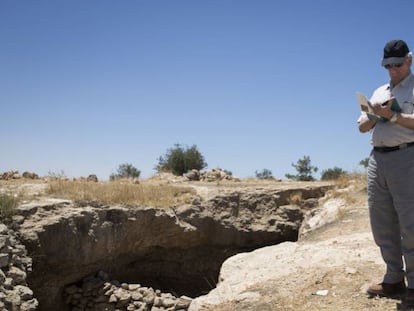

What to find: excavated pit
left=14, top=184, right=332, bottom=310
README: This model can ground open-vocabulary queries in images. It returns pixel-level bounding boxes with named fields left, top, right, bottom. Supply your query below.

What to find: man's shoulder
left=403, top=72, right=414, bottom=86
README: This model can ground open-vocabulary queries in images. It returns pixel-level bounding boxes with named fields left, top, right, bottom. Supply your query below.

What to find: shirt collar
left=390, top=71, right=414, bottom=89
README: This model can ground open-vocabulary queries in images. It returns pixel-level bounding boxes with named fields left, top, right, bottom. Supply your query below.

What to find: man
left=358, top=39, right=414, bottom=306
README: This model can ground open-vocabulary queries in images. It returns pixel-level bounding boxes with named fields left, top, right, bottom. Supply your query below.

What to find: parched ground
left=196, top=187, right=408, bottom=311
left=1, top=177, right=406, bottom=311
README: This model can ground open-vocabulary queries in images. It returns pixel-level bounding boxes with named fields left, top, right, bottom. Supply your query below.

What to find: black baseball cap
left=382, top=40, right=411, bottom=66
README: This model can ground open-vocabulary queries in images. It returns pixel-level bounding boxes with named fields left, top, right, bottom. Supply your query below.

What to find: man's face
left=386, top=56, right=412, bottom=85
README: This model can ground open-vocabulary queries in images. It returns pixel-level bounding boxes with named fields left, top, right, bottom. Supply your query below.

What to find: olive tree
left=285, top=155, right=318, bottom=181
left=156, top=144, right=207, bottom=176
left=110, top=163, right=141, bottom=181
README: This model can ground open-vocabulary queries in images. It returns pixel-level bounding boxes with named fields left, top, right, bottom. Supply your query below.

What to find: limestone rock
left=12, top=181, right=331, bottom=310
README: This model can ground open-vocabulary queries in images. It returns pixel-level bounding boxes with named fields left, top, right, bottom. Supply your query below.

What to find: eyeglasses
left=384, top=63, right=404, bottom=69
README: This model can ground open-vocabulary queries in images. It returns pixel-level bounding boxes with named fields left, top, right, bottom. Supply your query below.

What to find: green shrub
left=222, top=169, right=233, bottom=176
left=359, top=158, right=369, bottom=169
left=156, top=144, right=207, bottom=176
left=285, top=155, right=318, bottom=181
left=110, top=163, right=141, bottom=181
left=321, top=167, right=347, bottom=180
left=255, top=168, right=274, bottom=179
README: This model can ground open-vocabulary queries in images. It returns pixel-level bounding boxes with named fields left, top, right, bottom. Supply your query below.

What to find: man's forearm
left=393, top=113, right=414, bottom=130
left=358, top=118, right=376, bottom=133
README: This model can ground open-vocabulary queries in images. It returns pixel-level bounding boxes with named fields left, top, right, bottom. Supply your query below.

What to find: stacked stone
left=0, top=223, right=38, bottom=310
left=64, top=271, right=192, bottom=311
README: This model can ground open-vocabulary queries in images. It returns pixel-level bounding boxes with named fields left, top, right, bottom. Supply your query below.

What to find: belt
left=373, top=142, right=414, bottom=153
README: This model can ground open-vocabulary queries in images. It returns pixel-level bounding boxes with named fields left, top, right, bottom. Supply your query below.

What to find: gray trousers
left=368, top=146, right=414, bottom=287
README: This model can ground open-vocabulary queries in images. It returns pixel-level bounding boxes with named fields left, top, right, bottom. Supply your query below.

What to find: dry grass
left=0, top=180, right=38, bottom=222
left=0, top=193, right=20, bottom=223
left=287, top=191, right=303, bottom=205
left=333, top=172, right=367, bottom=190
left=323, top=172, right=367, bottom=204
left=46, top=179, right=198, bottom=208
left=316, top=173, right=367, bottom=221
left=0, top=173, right=367, bottom=215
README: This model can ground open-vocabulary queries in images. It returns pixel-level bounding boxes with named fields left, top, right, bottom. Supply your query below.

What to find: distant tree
left=285, top=155, right=318, bottom=181
left=255, top=168, right=273, bottom=179
left=110, top=163, right=140, bottom=181
left=359, top=158, right=369, bottom=169
left=156, top=144, right=207, bottom=176
left=320, top=167, right=347, bottom=180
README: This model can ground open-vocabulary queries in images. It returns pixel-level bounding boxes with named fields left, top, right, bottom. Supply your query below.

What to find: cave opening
left=27, top=245, right=257, bottom=311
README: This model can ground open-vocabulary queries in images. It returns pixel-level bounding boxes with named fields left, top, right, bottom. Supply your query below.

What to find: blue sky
left=1, top=0, right=413, bottom=180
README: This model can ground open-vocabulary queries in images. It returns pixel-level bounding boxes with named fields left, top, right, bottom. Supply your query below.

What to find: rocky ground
left=1, top=176, right=408, bottom=310
left=190, top=185, right=409, bottom=311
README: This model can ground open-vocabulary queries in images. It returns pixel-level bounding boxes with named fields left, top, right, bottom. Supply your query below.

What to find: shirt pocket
left=402, top=100, right=414, bottom=114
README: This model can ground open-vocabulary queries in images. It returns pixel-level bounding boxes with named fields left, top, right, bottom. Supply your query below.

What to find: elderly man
left=358, top=39, right=414, bottom=306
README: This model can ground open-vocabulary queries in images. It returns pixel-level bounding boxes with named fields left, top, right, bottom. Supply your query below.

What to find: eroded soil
left=198, top=189, right=407, bottom=311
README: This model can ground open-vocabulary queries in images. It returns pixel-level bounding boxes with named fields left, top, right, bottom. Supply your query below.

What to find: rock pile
left=0, top=223, right=38, bottom=310
left=77, top=174, right=99, bottom=182
left=0, top=171, right=39, bottom=181
left=185, top=168, right=239, bottom=182
left=21, top=172, right=39, bottom=180
left=64, top=270, right=192, bottom=311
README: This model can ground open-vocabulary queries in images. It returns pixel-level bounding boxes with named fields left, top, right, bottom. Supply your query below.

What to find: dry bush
left=287, top=192, right=302, bottom=205
left=0, top=193, right=19, bottom=223
left=322, top=172, right=367, bottom=206
left=333, top=172, right=367, bottom=190
left=46, top=179, right=198, bottom=208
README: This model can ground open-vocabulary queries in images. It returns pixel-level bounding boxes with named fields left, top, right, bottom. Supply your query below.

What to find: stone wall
left=0, top=222, right=38, bottom=310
